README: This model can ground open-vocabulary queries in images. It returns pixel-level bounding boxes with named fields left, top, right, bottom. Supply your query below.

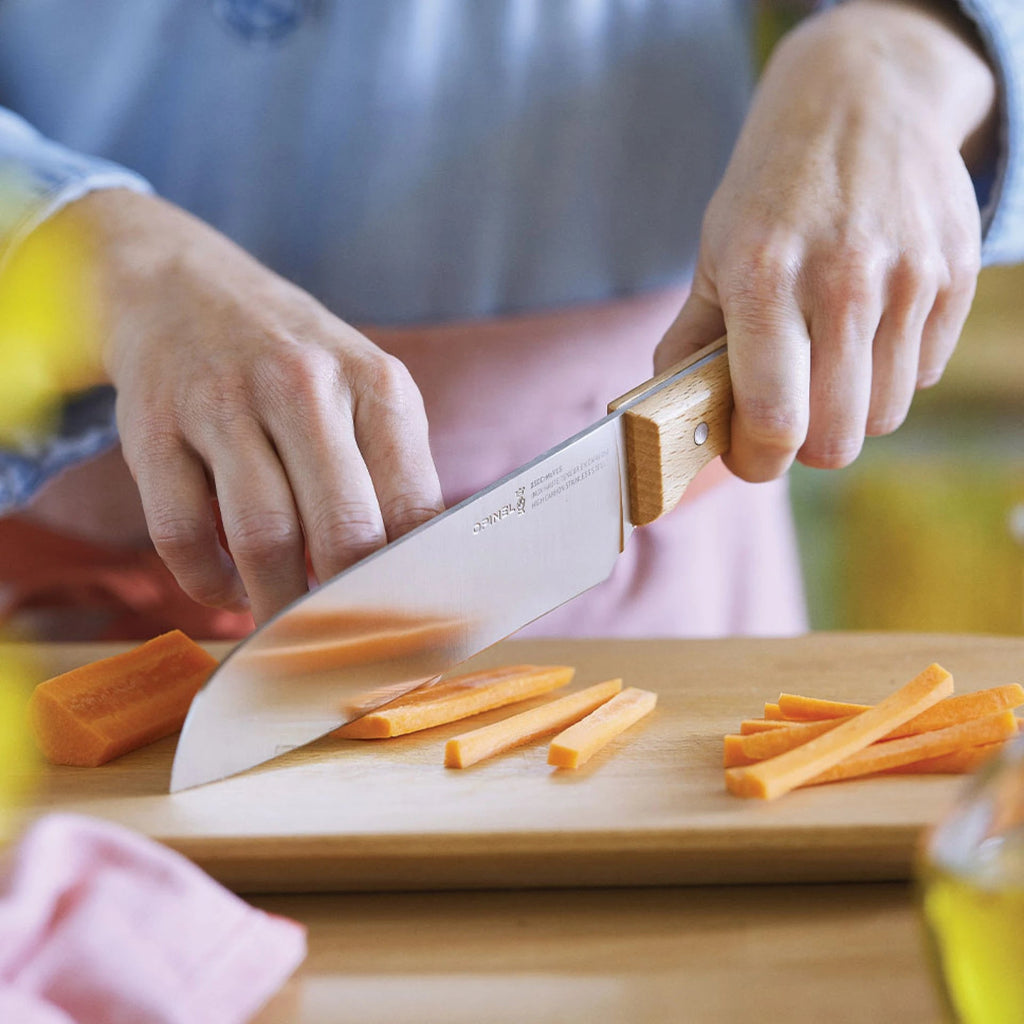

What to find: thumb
left=653, top=289, right=726, bottom=374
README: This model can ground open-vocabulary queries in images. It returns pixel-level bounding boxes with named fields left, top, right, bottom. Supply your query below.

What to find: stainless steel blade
left=170, top=413, right=632, bottom=791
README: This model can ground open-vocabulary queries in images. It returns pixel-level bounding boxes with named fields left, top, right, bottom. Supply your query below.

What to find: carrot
left=764, top=703, right=785, bottom=720
left=739, top=719, right=789, bottom=735
left=28, top=630, right=217, bottom=767
left=887, top=684, right=1024, bottom=739
left=726, top=684, right=1024, bottom=770
left=722, top=734, right=751, bottom=768
left=776, top=684, right=1024, bottom=730
left=776, top=693, right=871, bottom=720
left=880, top=741, right=1005, bottom=776
left=248, top=616, right=460, bottom=676
left=806, top=711, right=1018, bottom=786
left=724, top=716, right=851, bottom=767
left=725, top=663, right=954, bottom=800
left=334, top=664, right=574, bottom=739
left=548, top=687, right=657, bottom=769
left=444, top=679, right=622, bottom=769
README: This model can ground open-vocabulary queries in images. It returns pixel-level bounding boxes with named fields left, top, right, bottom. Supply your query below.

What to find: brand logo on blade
left=472, top=487, right=527, bottom=535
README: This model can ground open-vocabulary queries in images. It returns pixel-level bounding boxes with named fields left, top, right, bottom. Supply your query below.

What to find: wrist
left=774, top=0, right=996, bottom=170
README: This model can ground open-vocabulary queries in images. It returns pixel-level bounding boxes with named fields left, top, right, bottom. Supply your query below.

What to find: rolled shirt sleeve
left=0, top=107, right=151, bottom=514
left=955, top=0, right=1024, bottom=265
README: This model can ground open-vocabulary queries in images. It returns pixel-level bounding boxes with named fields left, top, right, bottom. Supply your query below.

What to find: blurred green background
left=790, top=265, right=1024, bottom=635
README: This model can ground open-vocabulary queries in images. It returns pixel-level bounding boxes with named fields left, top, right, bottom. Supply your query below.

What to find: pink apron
left=2, top=288, right=807, bottom=640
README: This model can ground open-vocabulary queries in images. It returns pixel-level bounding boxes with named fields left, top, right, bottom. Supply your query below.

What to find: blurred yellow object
left=0, top=641, right=40, bottom=838
left=0, top=189, right=102, bottom=445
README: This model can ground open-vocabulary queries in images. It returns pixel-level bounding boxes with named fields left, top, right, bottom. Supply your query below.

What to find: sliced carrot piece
left=806, top=711, right=1018, bottom=786
left=887, top=684, right=1024, bottom=739
left=723, top=734, right=752, bottom=768
left=724, top=717, right=852, bottom=767
left=248, top=616, right=461, bottom=677
left=777, top=684, right=1024, bottom=730
left=763, top=703, right=785, bottom=720
left=548, top=687, right=657, bottom=769
left=334, top=664, right=574, bottom=739
left=28, top=630, right=217, bottom=767
left=776, top=693, right=871, bottom=720
left=445, top=679, right=622, bottom=769
left=879, top=741, right=1005, bottom=776
left=739, top=719, right=789, bottom=735
left=725, top=663, right=954, bottom=799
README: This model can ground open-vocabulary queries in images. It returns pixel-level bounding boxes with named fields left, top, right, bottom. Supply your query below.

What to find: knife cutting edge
left=169, top=337, right=732, bottom=792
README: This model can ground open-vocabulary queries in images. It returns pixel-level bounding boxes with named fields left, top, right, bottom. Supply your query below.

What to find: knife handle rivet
left=694, top=422, right=709, bottom=446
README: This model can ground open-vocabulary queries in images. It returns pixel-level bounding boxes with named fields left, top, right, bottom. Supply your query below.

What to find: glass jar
left=918, top=733, right=1024, bottom=1024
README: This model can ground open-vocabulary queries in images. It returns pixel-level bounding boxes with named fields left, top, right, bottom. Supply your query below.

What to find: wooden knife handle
left=607, top=337, right=732, bottom=527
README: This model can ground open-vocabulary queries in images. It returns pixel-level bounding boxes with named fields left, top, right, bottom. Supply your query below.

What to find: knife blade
left=169, top=337, right=732, bottom=791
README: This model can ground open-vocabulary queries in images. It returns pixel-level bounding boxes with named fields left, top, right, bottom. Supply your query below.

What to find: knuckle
left=148, top=511, right=208, bottom=561
left=887, top=254, right=938, bottom=305
left=227, top=508, right=303, bottom=565
left=814, top=254, right=880, bottom=331
left=354, top=350, right=416, bottom=398
left=381, top=493, right=444, bottom=538
left=308, top=502, right=387, bottom=565
left=252, top=342, right=336, bottom=408
left=800, top=434, right=864, bottom=470
left=722, top=235, right=802, bottom=307
left=737, top=397, right=808, bottom=456
left=944, top=246, right=981, bottom=297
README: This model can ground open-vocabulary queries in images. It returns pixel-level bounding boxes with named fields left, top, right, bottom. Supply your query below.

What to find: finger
left=131, top=442, right=248, bottom=610
left=865, top=259, right=934, bottom=436
left=265, top=349, right=432, bottom=585
left=722, top=293, right=811, bottom=482
left=350, top=355, right=445, bottom=542
left=207, top=428, right=309, bottom=624
left=797, top=264, right=882, bottom=470
left=918, top=253, right=978, bottom=389
left=654, top=289, right=726, bottom=374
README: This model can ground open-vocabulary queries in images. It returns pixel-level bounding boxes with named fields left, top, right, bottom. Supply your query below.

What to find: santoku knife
left=169, top=337, right=732, bottom=791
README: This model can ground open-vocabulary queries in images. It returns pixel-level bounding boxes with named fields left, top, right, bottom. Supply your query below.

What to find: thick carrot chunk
left=334, top=664, right=574, bottom=739
left=445, top=679, right=622, bottom=768
left=28, top=630, right=217, bottom=767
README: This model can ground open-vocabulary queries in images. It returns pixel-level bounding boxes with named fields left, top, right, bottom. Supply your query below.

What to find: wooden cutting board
left=13, top=632, right=1022, bottom=893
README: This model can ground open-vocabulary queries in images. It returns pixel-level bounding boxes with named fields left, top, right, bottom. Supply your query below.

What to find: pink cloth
left=0, top=814, right=306, bottom=1024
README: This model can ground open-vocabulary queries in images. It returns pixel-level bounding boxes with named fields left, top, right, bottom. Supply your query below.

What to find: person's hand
left=656, top=0, right=997, bottom=481
left=62, top=190, right=444, bottom=625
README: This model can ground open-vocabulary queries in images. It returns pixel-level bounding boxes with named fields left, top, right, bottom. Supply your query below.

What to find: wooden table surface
left=249, top=882, right=943, bottom=1023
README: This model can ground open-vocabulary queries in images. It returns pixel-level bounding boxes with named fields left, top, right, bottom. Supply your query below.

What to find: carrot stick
left=879, top=741, right=1005, bottom=776
left=444, top=679, right=622, bottom=768
left=248, top=617, right=461, bottom=676
left=724, top=716, right=853, bottom=767
left=723, top=734, right=753, bottom=768
left=725, top=663, right=954, bottom=799
left=777, top=684, right=1024, bottom=731
left=739, top=719, right=789, bottom=735
left=548, top=687, right=657, bottom=769
left=28, top=630, right=217, bottom=767
left=776, top=693, right=871, bottom=720
left=764, top=703, right=785, bottom=720
left=334, top=664, right=574, bottom=739
left=806, top=711, right=1019, bottom=786
left=887, top=684, right=1024, bottom=739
